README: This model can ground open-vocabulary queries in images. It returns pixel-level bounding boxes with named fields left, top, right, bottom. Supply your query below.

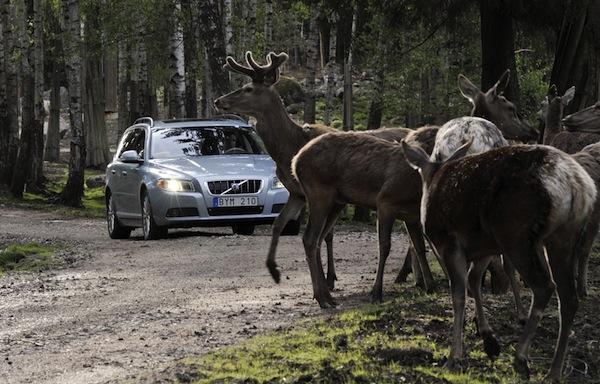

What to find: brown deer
left=402, top=140, right=596, bottom=382
left=543, top=85, right=600, bottom=154
left=563, top=100, right=600, bottom=133
left=214, top=51, right=435, bottom=294
left=458, top=70, right=537, bottom=142
left=291, top=118, right=491, bottom=307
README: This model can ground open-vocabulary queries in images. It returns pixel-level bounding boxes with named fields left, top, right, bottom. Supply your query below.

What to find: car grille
left=207, top=206, right=264, bottom=216
left=207, top=179, right=262, bottom=195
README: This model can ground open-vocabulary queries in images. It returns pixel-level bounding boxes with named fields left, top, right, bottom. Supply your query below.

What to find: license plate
left=212, top=196, right=259, bottom=207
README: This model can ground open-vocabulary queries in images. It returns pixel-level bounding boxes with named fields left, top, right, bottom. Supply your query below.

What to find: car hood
left=149, top=155, right=276, bottom=179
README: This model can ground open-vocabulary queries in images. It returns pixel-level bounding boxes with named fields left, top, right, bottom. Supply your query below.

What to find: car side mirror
left=120, top=150, right=143, bottom=164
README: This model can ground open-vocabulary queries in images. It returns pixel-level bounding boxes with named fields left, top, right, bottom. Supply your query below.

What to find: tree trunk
left=11, top=0, right=44, bottom=196
left=83, top=4, right=110, bottom=168
left=264, top=0, right=273, bottom=55
left=200, top=0, right=229, bottom=116
left=129, top=24, right=152, bottom=123
left=104, top=52, right=118, bottom=112
left=479, top=0, right=520, bottom=106
left=367, top=22, right=386, bottom=130
left=549, top=0, right=599, bottom=114
left=323, top=12, right=338, bottom=126
left=303, top=7, right=319, bottom=124
left=342, top=9, right=357, bottom=132
left=182, top=0, right=198, bottom=118
left=0, top=0, right=19, bottom=185
left=168, top=0, right=185, bottom=119
left=248, top=0, right=257, bottom=50
left=60, top=0, right=85, bottom=207
left=117, top=40, right=130, bottom=139
left=44, top=7, right=62, bottom=162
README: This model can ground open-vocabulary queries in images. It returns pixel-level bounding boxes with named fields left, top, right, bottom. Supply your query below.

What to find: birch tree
left=168, top=0, right=185, bottom=118
left=44, top=2, right=63, bottom=162
left=60, top=0, right=86, bottom=206
left=323, top=11, right=338, bottom=126
left=303, top=6, right=319, bottom=124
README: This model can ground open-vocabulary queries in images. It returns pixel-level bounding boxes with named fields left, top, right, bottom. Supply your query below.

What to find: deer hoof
left=513, top=357, right=530, bottom=379
left=483, top=333, right=501, bottom=359
left=267, top=260, right=280, bottom=284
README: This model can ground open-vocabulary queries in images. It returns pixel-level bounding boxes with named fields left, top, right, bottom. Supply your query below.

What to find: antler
left=223, top=51, right=288, bottom=85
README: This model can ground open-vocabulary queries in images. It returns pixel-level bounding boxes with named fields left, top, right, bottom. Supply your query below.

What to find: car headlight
left=156, top=178, right=195, bottom=192
left=273, top=176, right=285, bottom=189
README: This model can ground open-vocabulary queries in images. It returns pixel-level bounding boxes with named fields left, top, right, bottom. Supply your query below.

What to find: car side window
left=117, top=130, right=137, bottom=159
left=134, top=129, right=146, bottom=159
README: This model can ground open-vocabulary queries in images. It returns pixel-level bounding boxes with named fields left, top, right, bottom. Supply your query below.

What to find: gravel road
left=0, top=207, right=410, bottom=384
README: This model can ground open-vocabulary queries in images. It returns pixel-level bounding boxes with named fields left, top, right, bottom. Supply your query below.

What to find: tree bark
left=200, top=0, right=229, bottom=116
left=83, top=3, right=110, bottom=168
left=479, top=0, right=520, bottom=106
left=117, top=40, right=130, bottom=139
left=28, top=0, right=45, bottom=190
left=264, top=0, right=273, bottom=55
left=129, top=23, right=152, bottom=124
left=549, top=0, right=599, bottom=114
left=342, top=8, right=357, bottom=132
left=104, top=52, right=118, bottom=112
left=0, top=0, right=19, bottom=185
left=168, top=0, right=185, bottom=119
left=323, top=12, right=338, bottom=126
left=44, top=7, right=62, bottom=162
left=182, top=0, right=198, bottom=118
left=60, top=0, right=85, bottom=207
left=303, top=7, right=319, bottom=124
left=367, top=22, right=386, bottom=130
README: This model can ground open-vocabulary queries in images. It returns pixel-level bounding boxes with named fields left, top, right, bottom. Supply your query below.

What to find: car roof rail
left=134, top=117, right=154, bottom=127
left=213, top=113, right=248, bottom=123
left=161, top=114, right=249, bottom=124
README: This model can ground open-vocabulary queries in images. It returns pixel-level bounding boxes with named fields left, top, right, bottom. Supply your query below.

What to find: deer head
left=458, top=70, right=537, bottom=142
left=563, top=100, right=600, bottom=133
left=214, top=51, right=288, bottom=118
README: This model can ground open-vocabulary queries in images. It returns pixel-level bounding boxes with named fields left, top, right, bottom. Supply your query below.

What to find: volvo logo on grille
left=231, top=182, right=242, bottom=192
left=221, top=180, right=249, bottom=195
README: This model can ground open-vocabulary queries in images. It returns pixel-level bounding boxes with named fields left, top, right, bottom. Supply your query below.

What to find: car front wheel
left=107, top=195, right=131, bottom=239
left=142, top=192, right=168, bottom=240
left=232, top=224, right=255, bottom=235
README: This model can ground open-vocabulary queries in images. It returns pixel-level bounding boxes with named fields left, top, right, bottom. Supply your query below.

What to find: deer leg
left=468, top=256, right=501, bottom=360
left=371, top=209, right=395, bottom=303
left=394, top=246, right=413, bottom=283
left=320, top=205, right=344, bottom=291
left=503, top=242, right=554, bottom=380
left=545, top=238, right=579, bottom=382
left=302, top=193, right=337, bottom=308
left=406, top=221, right=434, bottom=292
left=443, top=240, right=468, bottom=370
left=502, top=256, right=527, bottom=324
left=266, top=194, right=305, bottom=283
left=576, top=218, right=598, bottom=297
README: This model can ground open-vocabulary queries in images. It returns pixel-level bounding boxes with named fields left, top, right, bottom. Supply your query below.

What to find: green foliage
left=516, top=51, right=552, bottom=123
left=0, top=243, right=58, bottom=276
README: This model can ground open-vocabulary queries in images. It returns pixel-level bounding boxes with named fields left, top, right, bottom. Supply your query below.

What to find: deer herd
left=214, top=51, right=600, bottom=381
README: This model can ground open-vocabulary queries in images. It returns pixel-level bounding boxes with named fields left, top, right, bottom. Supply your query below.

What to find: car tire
left=281, top=219, right=301, bottom=236
left=232, top=224, right=255, bottom=236
left=107, top=194, right=132, bottom=239
left=142, top=192, right=168, bottom=240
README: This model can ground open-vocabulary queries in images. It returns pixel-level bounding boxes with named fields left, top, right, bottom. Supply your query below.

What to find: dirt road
left=0, top=207, right=410, bottom=384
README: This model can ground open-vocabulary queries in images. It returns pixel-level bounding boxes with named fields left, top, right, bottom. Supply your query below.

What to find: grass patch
left=0, top=242, right=59, bottom=276
left=0, top=162, right=106, bottom=218
left=178, top=249, right=600, bottom=384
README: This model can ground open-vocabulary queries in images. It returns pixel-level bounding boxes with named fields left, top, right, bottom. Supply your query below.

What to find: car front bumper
left=146, top=185, right=289, bottom=228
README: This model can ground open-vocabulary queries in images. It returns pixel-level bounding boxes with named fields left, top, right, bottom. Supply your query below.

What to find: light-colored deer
left=214, top=51, right=435, bottom=296
left=403, top=140, right=596, bottom=382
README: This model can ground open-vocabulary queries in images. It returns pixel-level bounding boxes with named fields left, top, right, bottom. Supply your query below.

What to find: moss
left=0, top=243, right=58, bottom=276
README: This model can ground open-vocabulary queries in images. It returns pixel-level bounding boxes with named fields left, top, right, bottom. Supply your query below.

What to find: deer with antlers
left=403, top=139, right=596, bottom=382
left=215, top=52, right=436, bottom=301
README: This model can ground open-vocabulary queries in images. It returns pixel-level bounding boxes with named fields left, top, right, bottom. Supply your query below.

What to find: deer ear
left=458, top=74, right=479, bottom=104
left=563, top=86, right=576, bottom=106
left=446, top=138, right=473, bottom=162
left=402, top=140, right=430, bottom=170
left=492, top=69, right=510, bottom=96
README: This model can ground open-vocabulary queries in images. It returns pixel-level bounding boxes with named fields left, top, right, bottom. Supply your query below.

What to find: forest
left=0, top=0, right=598, bottom=209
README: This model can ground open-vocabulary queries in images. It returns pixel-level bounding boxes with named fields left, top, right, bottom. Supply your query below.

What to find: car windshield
left=150, top=126, right=266, bottom=159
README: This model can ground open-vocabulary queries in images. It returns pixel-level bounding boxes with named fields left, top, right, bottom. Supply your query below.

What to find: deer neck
left=254, top=96, right=307, bottom=166
left=543, top=101, right=563, bottom=144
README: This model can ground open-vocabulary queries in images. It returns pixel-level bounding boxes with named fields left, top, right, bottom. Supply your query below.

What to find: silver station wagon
left=106, top=116, right=290, bottom=240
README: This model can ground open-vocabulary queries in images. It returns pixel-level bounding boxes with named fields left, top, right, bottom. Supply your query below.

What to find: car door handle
left=121, top=171, right=128, bottom=176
